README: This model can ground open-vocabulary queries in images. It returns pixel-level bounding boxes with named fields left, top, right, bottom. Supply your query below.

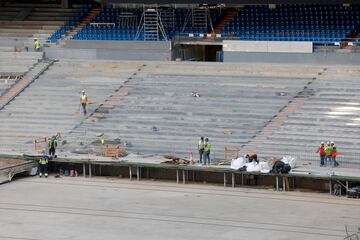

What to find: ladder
left=136, top=8, right=168, bottom=41
left=192, top=8, right=207, bottom=28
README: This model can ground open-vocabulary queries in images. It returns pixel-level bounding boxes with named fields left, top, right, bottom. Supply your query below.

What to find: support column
left=223, top=173, right=226, bottom=187
left=176, top=169, right=179, bottom=184
left=182, top=170, right=186, bottom=184
left=137, top=167, right=140, bottom=181
left=129, top=166, right=132, bottom=181
left=276, top=175, right=279, bottom=191
left=329, top=179, right=332, bottom=195
left=241, top=173, right=244, bottom=185
left=282, top=176, right=286, bottom=191
left=232, top=173, right=235, bottom=188
left=83, top=163, right=86, bottom=177
left=88, top=163, right=92, bottom=178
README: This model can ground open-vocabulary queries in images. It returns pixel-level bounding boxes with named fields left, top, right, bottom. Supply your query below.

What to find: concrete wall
left=45, top=40, right=171, bottom=61
left=223, top=40, right=313, bottom=53
left=224, top=51, right=360, bottom=65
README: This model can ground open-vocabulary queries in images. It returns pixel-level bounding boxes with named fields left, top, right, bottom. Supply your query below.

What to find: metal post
left=137, top=167, right=140, bottom=181
left=282, top=176, right=286, bottom=191
left=129, top=166, right=132, bottom=181
left=83, top=163, right=86, bottom=177
left=176, top=169, right=179, bottom=184
left=276, top=175, right=279, bottom=191
left=182, top=170, right=186, bottom=184
left=241, top=173, right=244, bottom=185
left=231, top=173, right=235, bottom=188
left=192, top=171, right=195, bottom=182
left=329, top=179, right=332, bottom=195
left=88, top=163, right=92, bottom=178
left=223, top=173, right=226, bottom=187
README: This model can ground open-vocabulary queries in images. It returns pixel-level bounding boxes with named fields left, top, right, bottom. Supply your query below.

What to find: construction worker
left=38, top=154, right=49, bottom=178
left=316, top=142, right=326, bottom=166
left=34, top=38, right=41, bottom=51
left=204, top=138, right=211, bottom=165
left=245, top=151, right=259, bottom=164
left=80, top=90, right=88, bottom=115
left=324, top=142, right=333, bottom=166
left=48, top=136, right=58, bottom=159
left=197, top=136, right=205, bottom=164
left=331, top=141, right=339, bottom=167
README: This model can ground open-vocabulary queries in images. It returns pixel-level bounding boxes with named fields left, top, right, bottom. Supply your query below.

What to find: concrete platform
left=0, top=176, right=359, bottom=240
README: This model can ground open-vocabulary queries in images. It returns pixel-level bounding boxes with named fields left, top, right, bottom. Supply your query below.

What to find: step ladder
left=144, top=9, right=159, bottom=41
left=136, top=8, right=168, bottom=41
left=192, top=8, right=208, bottom=28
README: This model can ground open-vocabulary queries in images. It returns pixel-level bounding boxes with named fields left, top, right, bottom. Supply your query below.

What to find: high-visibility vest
left=204, top=142, right=211, bottom=152
left=318, top=145, right=325, bottom=156
left=324, top=146, right=332, bottom=155
left=81, top=94, right=87, bottom=104
left=48, top=139, right=57, bottom=149
left=247, top=151, right=257, bottom=158
left=197, top=140, right=205, bottom=151
left=331, top=145, right=338, bottom=157
left=34, top=40, right=41, bottom=49
left=39, top=157, right=48, bottom=165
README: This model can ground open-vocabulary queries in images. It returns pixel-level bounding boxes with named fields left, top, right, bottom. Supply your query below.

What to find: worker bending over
left=80, top=90, right=88, bottom=115
left=48, top=136, right=58, bottom=159
left=38, top=154, right=49, bottom=178
left=245, top=151, right=259, bottom=164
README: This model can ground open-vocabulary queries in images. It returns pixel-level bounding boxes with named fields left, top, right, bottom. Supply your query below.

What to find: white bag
left=259, top=162, right=271, bottom=173
left=281, top=156, right=297, bottom=169
left=230, top=157, right=246, bottom=170
left=245, top=161, right=261, bottom=172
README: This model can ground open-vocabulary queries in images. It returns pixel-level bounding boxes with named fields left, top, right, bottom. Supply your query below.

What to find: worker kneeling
left=38, top=154, right=49, bottom=178
left=244, top=151, right=259, bottom=164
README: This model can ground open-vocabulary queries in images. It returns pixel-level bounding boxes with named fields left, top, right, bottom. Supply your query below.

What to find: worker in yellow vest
left=34, top=38, right=41, bottom=51
left=324, top=142, right=333, bottom=166
left=38, top=154, right=49, bottom=178
left=80, top=90, right=88, bottom=115
left=204, top=138, right=211, bottom=165
left=48, top=136, right=58, bottom=159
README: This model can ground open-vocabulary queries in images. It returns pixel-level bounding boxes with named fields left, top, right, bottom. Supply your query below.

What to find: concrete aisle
left=0, top=176, right=359, bottom=240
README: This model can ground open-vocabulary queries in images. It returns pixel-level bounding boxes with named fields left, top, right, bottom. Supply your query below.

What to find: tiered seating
left=72, top=8, right=223, bottom=41
left=0, top=4, right=80, bottom=48
left=246, top=68, right=360, bottom=166
left=0, top=60, right=141, bottom=154
left=47, top=5, right=91, bottom=42
left=221, top=4, right=360, bottom=43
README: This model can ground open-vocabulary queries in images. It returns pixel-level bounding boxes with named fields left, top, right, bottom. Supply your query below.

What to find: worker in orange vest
left=80, top=90, right=88, bottom=115
left=331, top=142, right=339, bottom=167
left=316, top=142, right=326, bottom=166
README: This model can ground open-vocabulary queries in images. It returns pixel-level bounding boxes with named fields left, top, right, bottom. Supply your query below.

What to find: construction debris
left=162, top=155, right=191, bottom=165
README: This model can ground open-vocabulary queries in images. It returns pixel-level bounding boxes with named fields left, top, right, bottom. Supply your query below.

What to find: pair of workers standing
left=317, top=141, right=339, bottom=167
left=197, top=137, right=212, bottom=165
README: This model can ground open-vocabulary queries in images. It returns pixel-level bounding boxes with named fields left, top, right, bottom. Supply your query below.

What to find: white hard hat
left=321, top=142, right=324, bottom=145
left=327, top=141, right=330, bottom=145
left=81, top=90, right=85, bottom=93
left=330, top=141, right=334, bottom=144
left=34, top=37, right=38, bottom=40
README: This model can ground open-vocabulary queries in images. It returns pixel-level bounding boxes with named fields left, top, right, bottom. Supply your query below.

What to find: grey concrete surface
left=0, top=177, right=359, bottom=240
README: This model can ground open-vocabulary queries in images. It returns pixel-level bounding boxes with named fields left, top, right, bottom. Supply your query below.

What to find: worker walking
left=197, top=137, right=205, bottom=164
left=34, top=38, right=41, bottom=51
left=324, top=142, right=333, bottom=166
left=204, top=138, right=211, bottom=165
left=331, top=142, right=339, bottom=167
left=48, top=136, right=58, bottom=159
left=38, top=154, right=49, bottom=178
left=80, top=90, right=88, bottom=115
left=316, top=142, right=326, bottom=166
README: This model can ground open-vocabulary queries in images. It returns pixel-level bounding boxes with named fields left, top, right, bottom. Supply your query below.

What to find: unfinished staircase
left=212, top=9, right=238, bottom=34
left=65, top=7, right=101, bottom=40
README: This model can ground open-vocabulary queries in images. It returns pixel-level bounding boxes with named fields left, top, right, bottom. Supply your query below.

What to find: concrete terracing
left=0, top=59, right=142, bottom=154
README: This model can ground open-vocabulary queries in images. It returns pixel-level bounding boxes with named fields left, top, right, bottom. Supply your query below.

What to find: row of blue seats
left=48, top=5, right=91, bottom=42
